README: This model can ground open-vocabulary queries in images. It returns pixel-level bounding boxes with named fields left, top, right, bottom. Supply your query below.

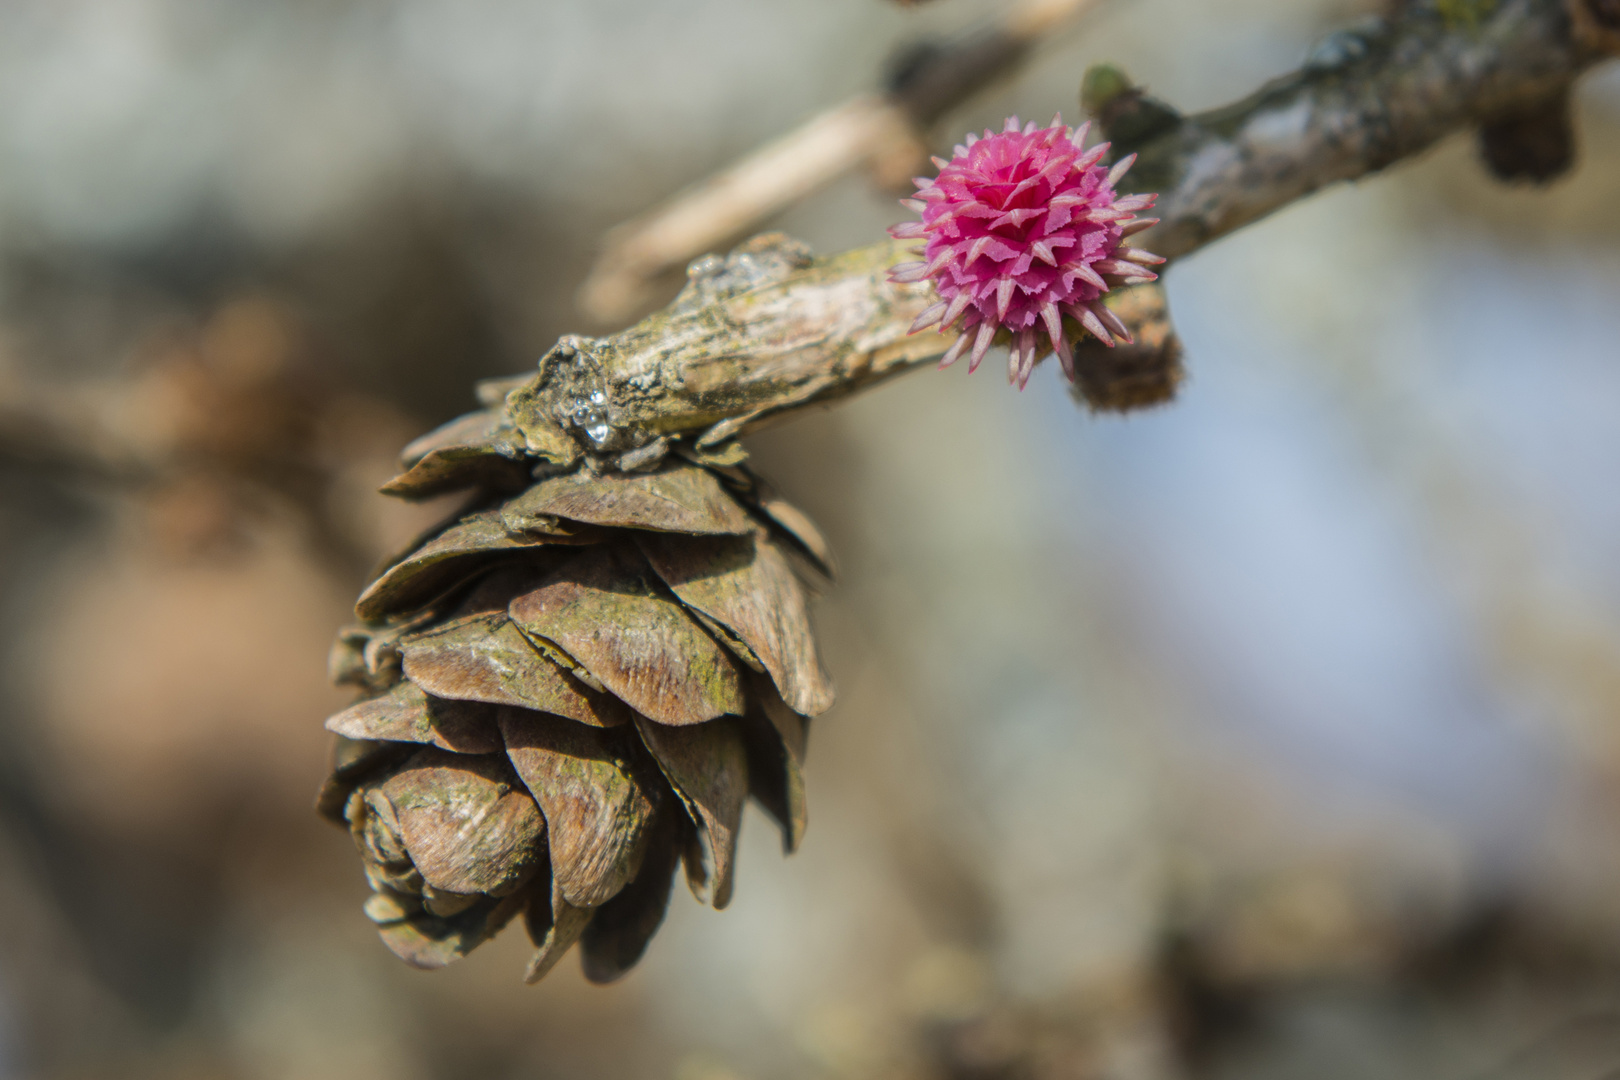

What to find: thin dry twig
left=4, top=1, right=1612, bottom=495
left=517, top=0, right=1614, bottom=469
left=576, top=0, right=1107, bottom=324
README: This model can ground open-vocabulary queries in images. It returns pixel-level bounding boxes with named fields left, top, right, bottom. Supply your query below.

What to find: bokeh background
left=2, top=0, right=1619, bottom=1077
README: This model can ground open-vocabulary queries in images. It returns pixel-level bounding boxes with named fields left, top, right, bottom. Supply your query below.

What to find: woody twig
left=496, top=0, right=1616, bottom=472
left=575, top=0, right=1108, bottom=324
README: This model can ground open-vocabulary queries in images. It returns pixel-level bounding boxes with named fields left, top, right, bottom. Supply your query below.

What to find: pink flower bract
left=888, top=114, right=1165, bottom=388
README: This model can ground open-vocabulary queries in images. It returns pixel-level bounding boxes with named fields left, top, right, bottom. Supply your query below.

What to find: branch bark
left=1128, top=0, right=1604, bottom=259
left=512, top=0, right=1611, bottom=469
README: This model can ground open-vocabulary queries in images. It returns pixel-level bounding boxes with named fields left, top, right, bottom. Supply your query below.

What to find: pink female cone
left=889, top=115, right=1165, bottom=389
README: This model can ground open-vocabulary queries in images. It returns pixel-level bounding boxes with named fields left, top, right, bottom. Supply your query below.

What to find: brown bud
left=1069, top=282, right=1185, bottom=414
left=1478, top=91, right=1575, bottom=185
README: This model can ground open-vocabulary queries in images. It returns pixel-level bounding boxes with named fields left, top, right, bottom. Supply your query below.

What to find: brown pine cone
left=316, top=376, right=833, bottom=984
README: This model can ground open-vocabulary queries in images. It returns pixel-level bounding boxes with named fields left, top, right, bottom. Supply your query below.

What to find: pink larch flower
left=888, top=114, right=1165, bottom=389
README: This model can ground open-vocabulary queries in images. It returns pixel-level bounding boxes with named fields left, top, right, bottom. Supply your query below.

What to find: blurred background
left=1, top=0, right=1619, bottom=1077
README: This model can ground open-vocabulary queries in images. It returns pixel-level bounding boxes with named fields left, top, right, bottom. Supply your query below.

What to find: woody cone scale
left=317, top=377, right=831, bottom=984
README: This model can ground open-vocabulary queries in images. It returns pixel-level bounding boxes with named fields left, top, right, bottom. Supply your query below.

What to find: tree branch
left=1129, top=0, right=1606, bottom=259
left=575, top=0, right=1107, bottom=324
left=509, top=0, right=1611, bottom=469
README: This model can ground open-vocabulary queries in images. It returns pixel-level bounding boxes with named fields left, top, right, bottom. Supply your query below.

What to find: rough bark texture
left=501, top=0, right=1607, bottom=472
left=1127, top=0, right=1600, bottom=259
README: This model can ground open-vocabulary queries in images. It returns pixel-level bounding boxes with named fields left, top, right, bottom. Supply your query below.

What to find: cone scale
left=318, top=380, right=831, bottom=983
